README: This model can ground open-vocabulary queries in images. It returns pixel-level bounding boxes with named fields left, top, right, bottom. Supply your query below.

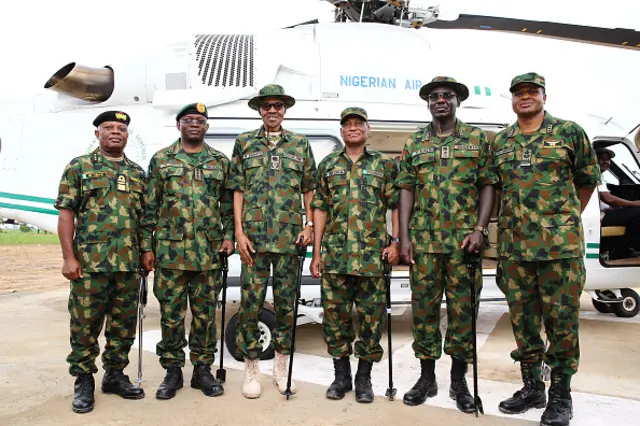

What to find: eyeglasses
left=180, top=117, right=208, bottom=125
left=261, top=102, right=285, bottom=111
left=428, top=92, right=457, bottom=102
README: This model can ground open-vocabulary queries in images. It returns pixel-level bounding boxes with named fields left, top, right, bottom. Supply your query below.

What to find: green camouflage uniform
left=54, top=149, right=146, bottom=376
left=396, top=120, right=496, bottom=363
left=228, top=126, right=317, bottom=359
left=490, top=109, right=600, bottom=376
left=311, top=143, right=399, bottom=362
left=141, top=140, right=234, bottom=369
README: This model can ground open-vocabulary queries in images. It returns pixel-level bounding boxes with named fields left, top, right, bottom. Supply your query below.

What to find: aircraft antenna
left=624, top=122, right=640, bottom=139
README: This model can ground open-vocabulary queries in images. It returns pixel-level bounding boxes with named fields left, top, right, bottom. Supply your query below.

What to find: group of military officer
left=55, top=72, right=599, bottom=426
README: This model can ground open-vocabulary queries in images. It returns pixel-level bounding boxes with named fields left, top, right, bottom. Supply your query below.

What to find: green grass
left=0, top=230, right=59, bottom=245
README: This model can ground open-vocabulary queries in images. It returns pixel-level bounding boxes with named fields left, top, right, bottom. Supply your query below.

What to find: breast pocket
left=412, top=153, right=435, bottom=185
left=129, top=179, right=144, bottom=218
left=495, top=151, right=517, bottom=186
left=360, top=173, right=384, bottom=205
left=283, top=157, right=304, bottom=189
left=243, top=157, right=264, bottom=186
left=328, top=174, right=348, bottom=206
left=160, top=166, right=186, bottom=195
left=81, top=177, right=110, bottom=210
left=203, top=169, right=224, bottom=199
left=534, top=146, right=570, bottom=185
left=452, top=149, right=480, bottom=183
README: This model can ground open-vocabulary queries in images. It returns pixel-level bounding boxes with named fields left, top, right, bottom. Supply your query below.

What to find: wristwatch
left=305, top=221, right=314, bottom=228
left=474, top=225, right=488, bottom=237
left=390, top=237, right=400, bottom=244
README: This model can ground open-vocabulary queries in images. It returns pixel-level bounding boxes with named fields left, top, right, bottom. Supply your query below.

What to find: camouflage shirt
left=311, top=148, right=398, bottom=276
left=141, top=140, right=234, bottom=271
left=489, top=112, right=600, bottom=261
left=396, top=120, right=497, bottom=253
left=54, top=149, right=146, bottom=273
left=227, top=126, right=317, bottom=255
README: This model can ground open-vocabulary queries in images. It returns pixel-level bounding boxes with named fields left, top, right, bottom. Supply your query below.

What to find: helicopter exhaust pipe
left=44, top=62, right=115, bottom=102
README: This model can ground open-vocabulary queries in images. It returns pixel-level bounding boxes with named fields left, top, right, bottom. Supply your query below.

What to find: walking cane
left=383, top=253, right=397, bottom=401
left=463, top=248, right=484, bottom=416
left=136, top=269, right=148, bottom=387
left=285, top=236, right=306, bottom=400
left=216, top=252, right=229, bottom=383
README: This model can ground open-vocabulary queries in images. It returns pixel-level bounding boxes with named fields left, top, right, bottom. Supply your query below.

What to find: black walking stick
left=285, top=236, right=306, bottom=400
left=136, top=269, right=148, bottom=387
left=216, top=252, right=229, bottom=383
left=464, top=248, right=484, bottom=416
left=383, top=253, right=397, bottom=401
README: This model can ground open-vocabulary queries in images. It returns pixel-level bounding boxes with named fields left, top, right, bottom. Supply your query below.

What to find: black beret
left=176, top=102, right=208, bottom=121
left=93, top=110, right=131, bottom=127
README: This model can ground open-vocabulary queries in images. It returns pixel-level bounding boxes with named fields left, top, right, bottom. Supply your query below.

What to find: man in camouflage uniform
left=490, top=73, right=599, bottom=426
left=141, top=103, right=235, bottom=400
left=228, top=84, right=317, bottom=398
left=55, top=111, right=147, bottom=413
left=397, top=77, right=496, bottom=412
left=310, top=107, right=400, bottom=403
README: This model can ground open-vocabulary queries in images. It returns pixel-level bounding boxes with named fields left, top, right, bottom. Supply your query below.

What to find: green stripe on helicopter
left=474, top=85, right=493, bottom=96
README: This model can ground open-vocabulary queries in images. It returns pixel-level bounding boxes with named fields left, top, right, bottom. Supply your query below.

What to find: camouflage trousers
left=236, top=252, right=299, bottom=359
left=321, top=273, right=386, bottom=362
left=153, top=268, right=221, bottom=369
left=67, top=271, right=139, bottom=376
left=497, top=258, right=585, bottom=375
left=410, top=252, right=482, bottom=362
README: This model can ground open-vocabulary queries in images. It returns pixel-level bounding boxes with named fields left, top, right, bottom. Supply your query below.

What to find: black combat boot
left=354, top=359, right=374, bottom=403
left=101, top=369, right=145, bottom=399
left=156, top=367, right=183, bottom=400
left=72, top=374, right=95, bottom=413
left=540, top=371, right=573, bottom=426
left=326, top=357, right=352, bottom=400
left=191, top=364, right=224, bottom=397
left=499, top=363, right=546, bottom=414
left=449, top=358, right=475, bottom=413
left=403, top=359, right=438, bottom=406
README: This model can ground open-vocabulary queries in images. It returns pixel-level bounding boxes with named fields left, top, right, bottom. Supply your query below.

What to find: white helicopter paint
left=1, top=6, right=640, bottom=332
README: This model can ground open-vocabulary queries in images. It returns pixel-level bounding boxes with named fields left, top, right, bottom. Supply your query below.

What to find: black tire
left=224, top=308, right=277, bottom=361
left=612, top=289, right=640, bottom=318
left=592, top=298, right=612, bottom=314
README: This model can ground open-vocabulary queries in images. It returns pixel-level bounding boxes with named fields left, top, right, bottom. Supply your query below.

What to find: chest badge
left=520, top=149, right=532, bottom=168
left=270, top=155, right=281, bottom=170
left=441, top=146, right=451, bottom=159
left=116, top=174, right=129, bottom=192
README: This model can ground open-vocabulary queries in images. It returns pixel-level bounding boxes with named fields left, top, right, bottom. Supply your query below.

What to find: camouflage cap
left=510, top=72, right=546, bottom=92
left=419, top=76, right=469, bottom=102
left=248, top=84, right=296, bottom=111
left=340, top=107, right=368, bottom=124
left=176, top=102, right=208, bottom=122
